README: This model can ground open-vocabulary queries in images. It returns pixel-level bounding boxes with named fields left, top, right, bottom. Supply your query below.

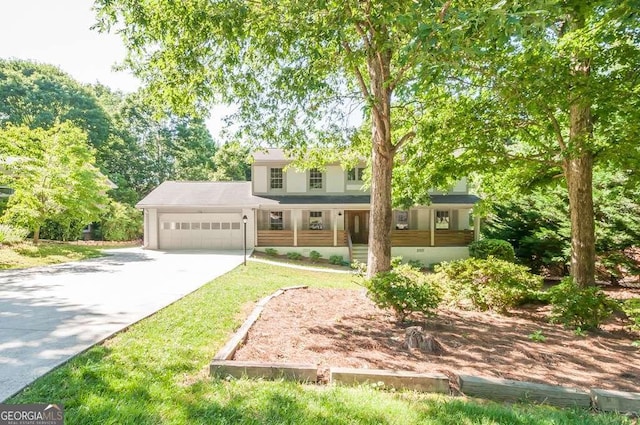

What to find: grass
left=0, top=242, right=109, bottom=269
left=7, top=262, right=631, bottom=424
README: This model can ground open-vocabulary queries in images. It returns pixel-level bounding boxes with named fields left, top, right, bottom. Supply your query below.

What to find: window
left=395, top=211, right=409, bottom=230
left=221, top=223, right=230, bottom=230
left=202, top=222, right=211, bottom=230
left=309, top=168, right=323, bottom=189
left=191, top=222, right=201, bottom=230
left=270, top=211, right=283, bottom=230
left=309, top=211, right=323, bottom=230
left=435, top=211, right=450, bottom=230
left=180, top=222, right=190, bottom=230
left=231, top=222, right=241, bottom=230
left=270, top=167, right=283, bottom=189
left=347, top=167, right=365, bottom=181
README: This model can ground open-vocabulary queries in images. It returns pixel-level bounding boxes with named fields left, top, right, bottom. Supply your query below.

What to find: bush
left=435, top=257, right=542, bottom=312
left=0, top=224, right=28, bottom=243
left=546, top=278, right=616, bottom=330
left=391, top=256, right=404, bottom=268
left=363, top=264, right=441, bottom=321
left=469, top=239, right=516, bottom=262
left=265, top=248, right=278, bottom=256
left=622, top=298, right=640, bottom=331
left=286, top=251, right=302, bottom=260
left=309, top=250, right=322, bottom=262
left=329, top=255, right=344, bottom=265
left=0, top=224, right=28, bottom=244
left=100, top=201, right=143, bottom=241
left=407, top=259, right=423, bottom=269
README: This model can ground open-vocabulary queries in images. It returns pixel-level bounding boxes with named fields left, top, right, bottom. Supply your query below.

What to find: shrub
left=407, top=259, right=423, bottom=270
left=469, top=239, right=516, bottom=262
left=329, top=255, right=344, bottom=265
left=0, top=224, right=28, bottom=244
left=622, top=298, right=640, bottom=331
left=309, top=250, right=322, bottom=263
left=546, top=278, right=616, bottom=330
left=100, top=201, right=143, bottom=241
left=286, top=251, right=302, bottom=260
left=363, top=264, right=441, bottom=321
left=435, top=257, right=542, bottom=312
left=265, top=248, right=278, bottom=256
left=391, top=256, right=404, bottom=268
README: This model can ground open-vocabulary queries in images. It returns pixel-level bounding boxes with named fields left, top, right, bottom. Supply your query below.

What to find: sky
left=0, top=0, right=226, bottom=136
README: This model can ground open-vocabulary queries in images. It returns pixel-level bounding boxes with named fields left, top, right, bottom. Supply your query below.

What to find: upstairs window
left=309, top=211, right=323, bottom=230
left=435, top=210, right=450, bottom=230
left=270, top=211, right=283, bottom=230
left=309, top=168, right=323, bottom=189
left=270, top=168, right=283, bottom=189
left=347, top=167, right=365, bottom=182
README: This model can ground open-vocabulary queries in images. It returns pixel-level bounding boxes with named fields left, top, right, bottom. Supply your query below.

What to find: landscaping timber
left=210, top=360, right=317, bottom=382
left=331, top=367, right=450, bottom=393
left=459, top=375, right=591, bottom=408
left=591, top=388, right=640, bottom=413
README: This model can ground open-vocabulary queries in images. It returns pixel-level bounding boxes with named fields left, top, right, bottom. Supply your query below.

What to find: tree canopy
left=0, top=122, right=110, bottom=243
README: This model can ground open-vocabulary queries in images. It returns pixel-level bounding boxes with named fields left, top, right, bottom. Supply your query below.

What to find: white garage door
left=158, top=213, right=243, bottom=250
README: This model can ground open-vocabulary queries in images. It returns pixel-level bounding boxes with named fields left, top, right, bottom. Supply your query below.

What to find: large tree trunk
left=564, top=10, right=596, bottom=287
left=365, top=44, right=394, bottom=278
left=564, top=151, right=595, bottom=287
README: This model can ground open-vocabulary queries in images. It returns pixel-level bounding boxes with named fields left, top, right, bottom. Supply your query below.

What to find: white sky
left=0, top=0, right=226, bottom=137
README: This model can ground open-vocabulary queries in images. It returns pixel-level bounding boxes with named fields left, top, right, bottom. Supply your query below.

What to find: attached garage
left=158, top=213, right=243, bottom=250
left=136, top=181, right=275, bottom=251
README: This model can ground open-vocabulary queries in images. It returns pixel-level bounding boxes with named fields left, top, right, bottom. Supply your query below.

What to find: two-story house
left=136, top=149, right=480, bottom=264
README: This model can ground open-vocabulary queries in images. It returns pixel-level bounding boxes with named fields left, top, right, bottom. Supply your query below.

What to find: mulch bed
left=233, top=286, right=640, bottom=392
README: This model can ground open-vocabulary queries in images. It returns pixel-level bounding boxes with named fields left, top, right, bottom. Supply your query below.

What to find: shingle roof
left=136, top=181, right=480, bottom=209
left=252, top=148, right=290, bottom=162
left=430, top=194, right=480, bottom=205
left=259, top=195, right=371, bottom=205
left=136, top=181, right=265, bottom=208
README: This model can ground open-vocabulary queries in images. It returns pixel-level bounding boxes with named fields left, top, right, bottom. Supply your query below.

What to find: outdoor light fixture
left=242, top=215, right=248, bottom=266
left=338, top=212, right=342, bottom=216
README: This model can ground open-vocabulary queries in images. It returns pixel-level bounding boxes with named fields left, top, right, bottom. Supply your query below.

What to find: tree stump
left=404, top=326, right=444, bottom=354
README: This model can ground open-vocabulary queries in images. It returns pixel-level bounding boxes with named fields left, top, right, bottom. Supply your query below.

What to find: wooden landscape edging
left=211, top=360, right=317, bottom=382
left=330, top=367, right=450, bottom=394
left=210, top=286, right=640, bottom=414
left=212, top=285, right=308, bottom=361
left=458, top=375, right=592, bottom=408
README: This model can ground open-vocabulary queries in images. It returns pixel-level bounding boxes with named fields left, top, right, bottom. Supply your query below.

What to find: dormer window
left=347, top=167, right=365, bottom=182
left=309, top=168, right=323, bottom=189
left=270, top=168, right=283, bottom=189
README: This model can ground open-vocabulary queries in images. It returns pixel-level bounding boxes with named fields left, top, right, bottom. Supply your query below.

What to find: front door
left=347, top=211, right=369, bottom=244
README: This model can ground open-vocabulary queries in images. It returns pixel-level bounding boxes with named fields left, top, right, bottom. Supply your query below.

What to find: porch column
left=430, top=209, right=435, bottom=247
left=293, top=212, right=298, bottom=247
left=474, top=214, right=481, bottom=241
left=333, top=210, right=338, bottom=246
left=254, top=209, right=258, bottom=247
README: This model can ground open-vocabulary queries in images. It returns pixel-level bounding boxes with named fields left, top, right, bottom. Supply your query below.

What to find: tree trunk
left=365, top=44, right=394, bottom=278
left=564, top=15, right=596, bottom=287
left=33, top=225, right=40, bottom=245
left=564, top=114, right=596, bottom=287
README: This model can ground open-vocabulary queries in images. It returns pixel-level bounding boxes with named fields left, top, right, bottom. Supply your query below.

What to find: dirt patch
left=233, top=287, right=640, bottom=392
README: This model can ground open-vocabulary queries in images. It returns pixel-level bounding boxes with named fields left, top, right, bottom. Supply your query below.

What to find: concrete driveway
left=0, top=248, right=244, bottom=401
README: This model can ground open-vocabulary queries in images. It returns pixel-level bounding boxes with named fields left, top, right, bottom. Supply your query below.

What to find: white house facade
left=136, top=149, right=480, bottom=265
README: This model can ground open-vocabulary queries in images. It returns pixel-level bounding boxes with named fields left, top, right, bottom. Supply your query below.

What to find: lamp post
left=242, top=215, right=248, bottom=266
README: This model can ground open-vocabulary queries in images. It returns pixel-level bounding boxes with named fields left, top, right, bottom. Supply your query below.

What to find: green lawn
left=7, top=262, right=630, bottom=424
left=0, top=242, right=111, bottom=269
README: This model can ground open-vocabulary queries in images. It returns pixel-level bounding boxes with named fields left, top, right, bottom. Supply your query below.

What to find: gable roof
left=136, top=181, right=267, bottom=208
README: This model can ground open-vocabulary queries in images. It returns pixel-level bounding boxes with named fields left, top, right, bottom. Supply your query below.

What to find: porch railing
left=257, top=230, right=347, bottom=247
left=390, top=230, right=474, bottom=247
